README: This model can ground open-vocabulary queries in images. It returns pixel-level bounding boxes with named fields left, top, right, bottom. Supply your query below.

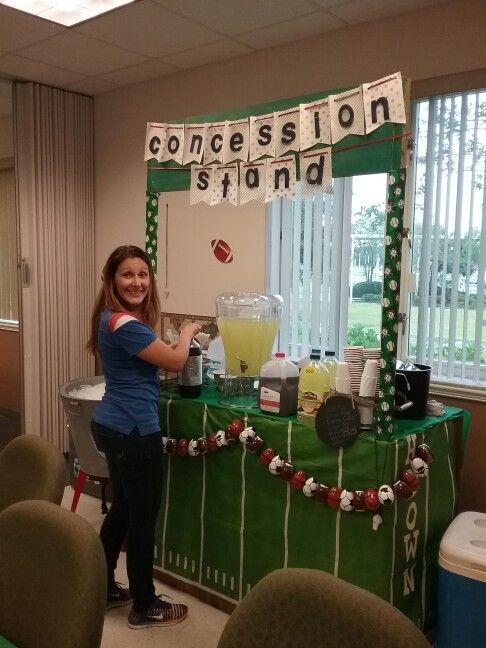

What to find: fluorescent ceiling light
left=0, top=0, right=136, bottom=27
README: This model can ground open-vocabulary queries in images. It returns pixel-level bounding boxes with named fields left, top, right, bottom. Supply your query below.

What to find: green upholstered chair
left=0, top=500, right=107, bottom=648
left=217, top=568, right=430, bottom=648
left=0, top=435, right=66, bottom=514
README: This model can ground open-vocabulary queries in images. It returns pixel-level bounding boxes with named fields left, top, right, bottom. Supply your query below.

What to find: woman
left=88, top=245, right=200, bottom=630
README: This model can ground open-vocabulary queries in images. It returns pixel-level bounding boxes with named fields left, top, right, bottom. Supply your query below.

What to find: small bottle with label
left=259, top=352, right=299, bottom=416
left=178, top=338, right=202, bottom=398
left=297, top=349, right=330, bottom=423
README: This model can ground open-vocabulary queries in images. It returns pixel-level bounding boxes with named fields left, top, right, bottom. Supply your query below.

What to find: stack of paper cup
left=335, top=362, right=352, bottom=395
left=358, top=359, right=378, bottom=427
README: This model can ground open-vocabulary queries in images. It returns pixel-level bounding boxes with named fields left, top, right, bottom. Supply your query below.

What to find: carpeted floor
left=61, top=486, right=229, bottom=648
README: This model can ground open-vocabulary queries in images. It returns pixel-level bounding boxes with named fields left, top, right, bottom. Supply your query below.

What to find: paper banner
left=265, top=156, right=296, bottom=203
left=144, top=123, right=166, bottom=162
left=329, top=87, right=365, bottom=144
left=299, top=149, right=332, bottom=198
left=183, top=124, right=206, bottom=165
left=223, top=119, right=249, bottom=164
left=190, top=165, right=213, bottom=205
left=204, top=122, right=225, bottom=164
left=299, top=98, right=331, bottom=150
left=161, top=125, right=184, bottom=164
left=274, top=108, right=300, bottom=158
left=239, top=160, right=266, bottom=204
left=363, top=72, right=406, bottom=134
left=249, top=113, right=275, bottom=161
left=210, top=164, right=239, bottom=206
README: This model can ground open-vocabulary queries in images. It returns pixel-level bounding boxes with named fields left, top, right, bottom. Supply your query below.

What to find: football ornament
left=211, top=239, right=233, bottom=263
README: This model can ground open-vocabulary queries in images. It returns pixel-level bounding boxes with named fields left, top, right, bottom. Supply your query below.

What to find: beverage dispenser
left=215, top=291, right=282, bottom=407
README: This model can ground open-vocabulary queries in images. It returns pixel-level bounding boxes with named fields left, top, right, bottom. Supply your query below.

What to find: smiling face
left=114, top=256, right=150, bottom=312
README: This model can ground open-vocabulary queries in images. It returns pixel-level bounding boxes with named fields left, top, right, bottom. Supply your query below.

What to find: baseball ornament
left=340, top=489, right=354, bottom=512
left=290, top=469, right=307, bottom=491
left=211, top=239, right=233, bottom=263
left=411, top=456, right=429, bottom=477
left=378, top=484, right=395, bottom=506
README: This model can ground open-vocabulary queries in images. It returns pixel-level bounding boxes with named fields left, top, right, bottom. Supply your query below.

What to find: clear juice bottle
left=323, top=350, right=337, bottom=389
left=297, top=349, right=330, bottom=423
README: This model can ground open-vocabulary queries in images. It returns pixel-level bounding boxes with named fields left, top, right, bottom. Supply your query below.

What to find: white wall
left=157, top=190, right=266, bottom=316
left=94, top=0, right=486, bottom=313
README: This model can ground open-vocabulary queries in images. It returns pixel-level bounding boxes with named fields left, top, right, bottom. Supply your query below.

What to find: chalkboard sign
left=315, top=394, right=360, bottom=448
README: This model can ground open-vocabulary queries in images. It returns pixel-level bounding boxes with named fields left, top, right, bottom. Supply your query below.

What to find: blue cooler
left=437, top=511, right=486, bottom=648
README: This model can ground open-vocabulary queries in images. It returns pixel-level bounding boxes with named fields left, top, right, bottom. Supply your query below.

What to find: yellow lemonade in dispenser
left=217, top=317, right=279, bottom=376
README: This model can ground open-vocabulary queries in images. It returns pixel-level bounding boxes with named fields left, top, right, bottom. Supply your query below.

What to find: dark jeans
left=92, top=422, right=164, bottom=611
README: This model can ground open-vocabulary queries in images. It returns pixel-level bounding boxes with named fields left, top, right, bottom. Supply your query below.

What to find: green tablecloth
left=156, top=385, right=467, bottom=632
left=0, top=636, right=17, bottom=648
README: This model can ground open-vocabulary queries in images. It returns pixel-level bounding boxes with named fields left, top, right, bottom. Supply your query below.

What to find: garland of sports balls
left=162, top=418, right=434, bottom=523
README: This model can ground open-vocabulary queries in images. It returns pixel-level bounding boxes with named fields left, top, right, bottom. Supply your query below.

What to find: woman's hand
left=180, top=322, right=202, bottom=339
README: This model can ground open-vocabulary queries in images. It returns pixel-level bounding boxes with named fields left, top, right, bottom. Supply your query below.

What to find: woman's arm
left=137, top=322, right=201, bottom=371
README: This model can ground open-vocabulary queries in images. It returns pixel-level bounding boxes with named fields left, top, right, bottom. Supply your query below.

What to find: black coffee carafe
left=394, top=362, right=431, bottom=420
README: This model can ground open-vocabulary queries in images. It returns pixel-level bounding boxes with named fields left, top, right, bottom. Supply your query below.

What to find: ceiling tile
left=237, top=10, right=345, bottom=49
left=62, top=77, right=119, bottom=95
left=16, top=31, right=147, bottom=76
left=162, top=39, right=253, bottom=70
left=156, top=0, right=317, bottom=36
left=329, top=0, right=447, bottom=24
left=0, top=5, right=65, bottom=52
left=76, top=1, right=222, bottom=57
left=101, top=59, right=179, bottom=85
left=0, top=53, right=85, bottom=86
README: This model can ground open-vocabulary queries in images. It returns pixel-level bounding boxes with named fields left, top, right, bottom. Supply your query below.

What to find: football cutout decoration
left=211, top=239, right=233, bottom=263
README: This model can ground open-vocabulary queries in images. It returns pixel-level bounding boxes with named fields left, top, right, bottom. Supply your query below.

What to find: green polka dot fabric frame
left=376, top=168, right=406, bottom=438
left=146, top=192, right=159, bottom=272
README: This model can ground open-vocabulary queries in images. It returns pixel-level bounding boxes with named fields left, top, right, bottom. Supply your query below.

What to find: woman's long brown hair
left=87, top=245, right=160, bottom=355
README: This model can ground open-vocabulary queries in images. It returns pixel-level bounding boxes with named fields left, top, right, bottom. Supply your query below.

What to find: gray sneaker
left=128, top=595, right=188, bottom=629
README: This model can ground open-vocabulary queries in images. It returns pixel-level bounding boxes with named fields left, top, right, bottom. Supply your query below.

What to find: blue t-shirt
left=93, top=309, right=160, bottom=435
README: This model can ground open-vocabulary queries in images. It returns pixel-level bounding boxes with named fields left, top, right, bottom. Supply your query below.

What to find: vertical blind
left=411, top=90, right=486, bottom=385
left=0, top=168, right=18, bottom=323
left=14, top=83, right=95, bottom=449
left=266, top=179, right=352, bottom=359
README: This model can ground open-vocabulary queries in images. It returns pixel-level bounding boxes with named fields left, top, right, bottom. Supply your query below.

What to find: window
left=409, top=90, right=486, bottom=387
left=0, top=167, right=19, bottom=328
left=266, top=174, right=388, bottom=359
left=266, top=88, right=486, bottom=389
